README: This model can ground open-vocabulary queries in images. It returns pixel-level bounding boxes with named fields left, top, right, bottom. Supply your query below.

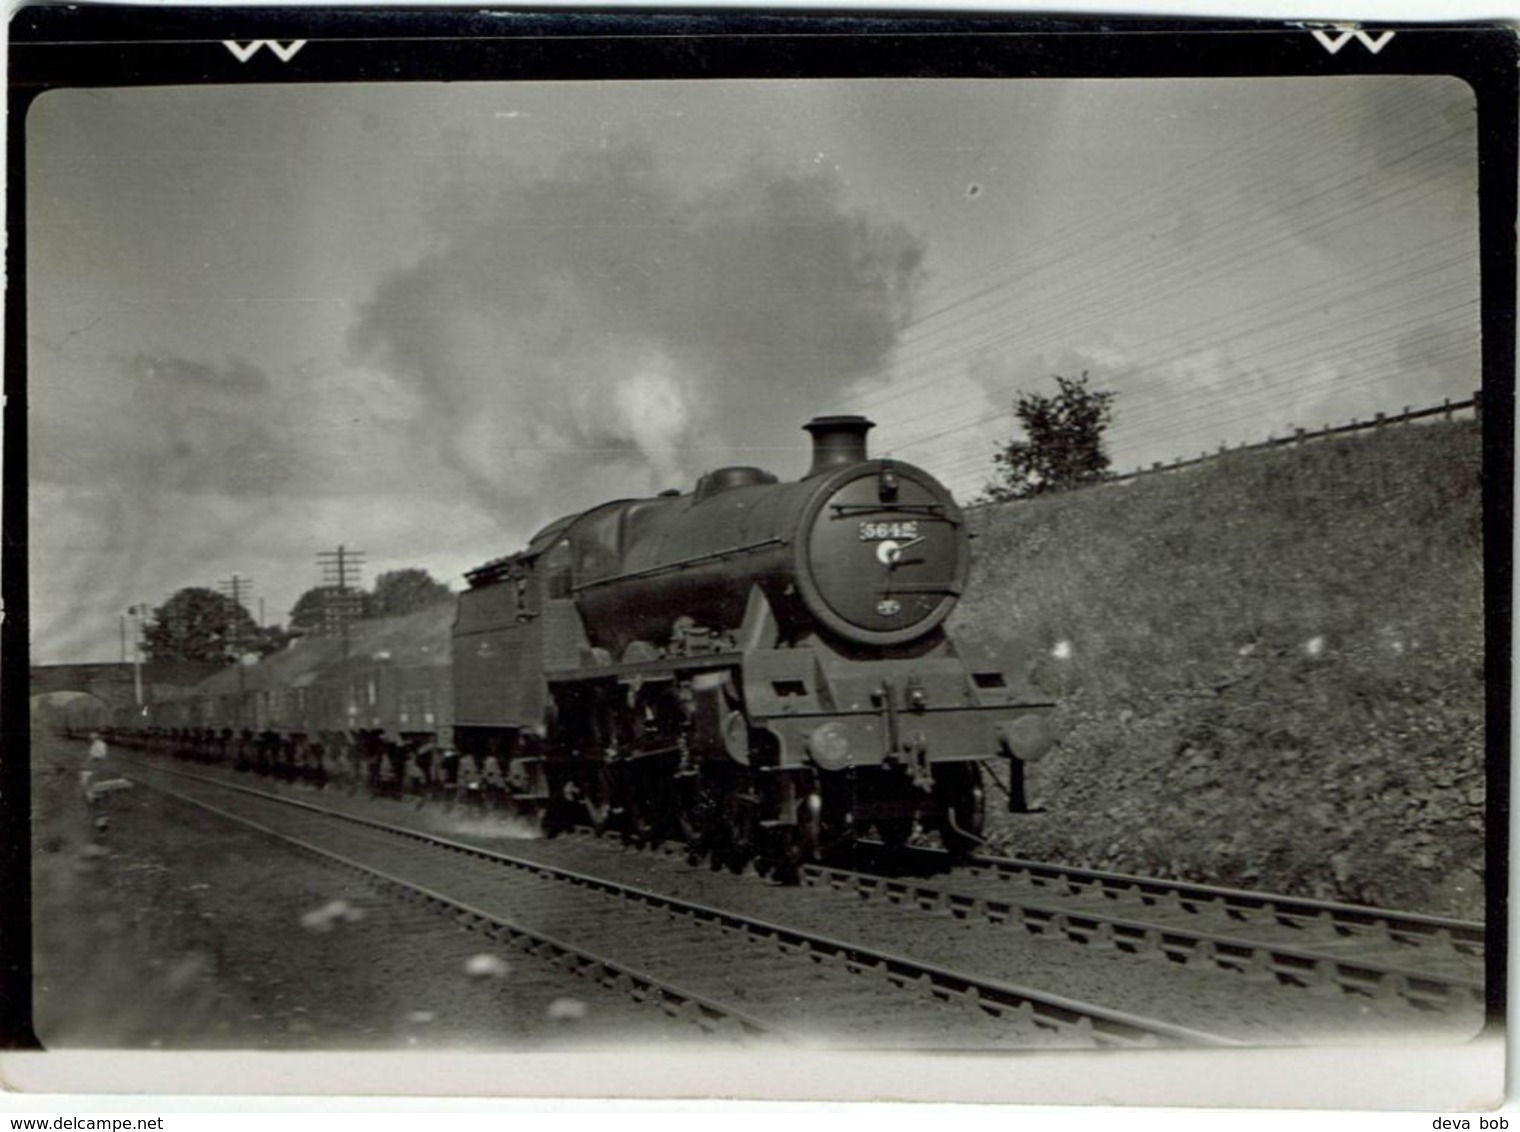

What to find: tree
left=143, top=587, right=284, bottom=665
left=368, top=568, right=453, bottom=618
left=289, top=585, right=370, bottom=637
left=287, top=568, right=451, bottom=636
left=982, top=371, right=1117, bottom=502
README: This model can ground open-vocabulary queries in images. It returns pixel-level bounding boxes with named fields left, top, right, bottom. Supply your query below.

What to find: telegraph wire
left=926, top=326, right=1478, bottom=494
left=873, top=85, right=1447, bottom=373
left=877, top=232, right=1470, bottom=451
left=861, top=110, right=1468, bottom=416
left=877, top=179, right=1472, bottom=457
left=893, top=86, right=1410, bottom=342
left=871, top=136, right=1467, bottom=410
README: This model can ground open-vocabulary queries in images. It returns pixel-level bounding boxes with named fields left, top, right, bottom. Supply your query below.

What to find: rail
left=120, top=753, right=1243, bottom=1049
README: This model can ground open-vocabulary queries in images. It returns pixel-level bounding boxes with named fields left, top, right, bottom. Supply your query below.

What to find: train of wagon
left=94, top=415, right=1056, bottom=879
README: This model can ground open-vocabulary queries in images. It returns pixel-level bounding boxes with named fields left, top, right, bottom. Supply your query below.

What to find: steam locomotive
left=98, top=416, right=1056, bottom=879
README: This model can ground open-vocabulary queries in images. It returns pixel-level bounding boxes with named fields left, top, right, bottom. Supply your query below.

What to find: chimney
left=803, top=415, right=875, bottom=477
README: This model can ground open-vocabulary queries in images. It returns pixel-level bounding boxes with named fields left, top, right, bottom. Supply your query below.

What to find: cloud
left=28, top=483, right=497, bottom=664
left=30, top=143, right=928, bottom=661
left=350, top=145, right=926, bottom=528
left=961, top=341, right=1280, bottom=475
left=141, top=355, right=271, bottom=395
left=26, top=352, right=475, bottom=660
left=33, top=354, right=291, bottom=497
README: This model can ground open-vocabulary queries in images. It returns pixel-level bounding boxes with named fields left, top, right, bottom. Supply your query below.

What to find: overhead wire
left=862, top=84, right=1443, bottom=395
left=876, top=130, right=1469, bottom=414
left=833, top=83, right=1477, bottom=497
left=925, top=321, right=1479, bottom=494
left=916, top=281, right=1478, bottom=474
left=861, top=102, right=1467, bottom=425
left=922, top=292, right=1478, bottom=480
left=873, top=231, right=1472, bottom=451
left=878, top=149, right=1474, bottom=460
left=883, top=84, right=1404, bottom=355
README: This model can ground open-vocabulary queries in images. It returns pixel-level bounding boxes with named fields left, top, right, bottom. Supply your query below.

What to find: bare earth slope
left=954, top=420, right=1485, bottom=919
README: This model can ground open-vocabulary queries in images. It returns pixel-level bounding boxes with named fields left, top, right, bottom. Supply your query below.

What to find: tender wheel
left=934, top=763, right=986, bottom=858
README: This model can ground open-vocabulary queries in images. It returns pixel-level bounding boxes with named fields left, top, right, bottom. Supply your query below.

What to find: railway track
left=556, top=830, right=1483, bottom=1015
left=799, top=849, right=1485, bottom=1012
left=109, top=748, right=1485, bottom=1047
left=872, top=843, right=1484, bottom=956
left=145, top=779, right=782, bottom=1042
left=119, top=756, right=1240, bottom=1049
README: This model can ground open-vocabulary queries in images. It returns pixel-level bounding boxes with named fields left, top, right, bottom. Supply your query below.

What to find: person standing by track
left=81, top=731, right=108, bottom=804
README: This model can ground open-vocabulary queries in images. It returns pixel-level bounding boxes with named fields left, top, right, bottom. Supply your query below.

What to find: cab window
left=545, top=540, right=572, bottom=599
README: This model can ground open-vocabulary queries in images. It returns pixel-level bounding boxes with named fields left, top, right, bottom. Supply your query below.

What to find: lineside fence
left=1105, top=391, right=1480, bottom=487
left=968, top=392, right=1483, bottom=510
left=966, top=392, right=1481, bottom=509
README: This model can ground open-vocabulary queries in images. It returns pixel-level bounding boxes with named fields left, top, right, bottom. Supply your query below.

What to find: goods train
left=94, top=416, right=1056, bottom=879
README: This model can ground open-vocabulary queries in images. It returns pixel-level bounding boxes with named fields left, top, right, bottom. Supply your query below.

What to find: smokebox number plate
left=858, top=520, right=919, bottom=541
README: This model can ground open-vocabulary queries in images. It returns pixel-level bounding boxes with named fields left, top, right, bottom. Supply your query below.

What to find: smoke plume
left=350, top=146, right=925, bottom=527
left=28, top=354, right=301, bottom=661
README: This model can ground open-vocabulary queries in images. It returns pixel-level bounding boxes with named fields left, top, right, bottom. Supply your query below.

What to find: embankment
left=953, top=420, right=1486, bottom=918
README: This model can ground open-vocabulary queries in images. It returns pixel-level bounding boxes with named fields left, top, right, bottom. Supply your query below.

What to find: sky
left=26, top=74, right=1480, bottom=665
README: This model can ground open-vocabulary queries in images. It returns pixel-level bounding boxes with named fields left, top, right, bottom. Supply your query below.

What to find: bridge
left=30, top=661, right=221, bottom=708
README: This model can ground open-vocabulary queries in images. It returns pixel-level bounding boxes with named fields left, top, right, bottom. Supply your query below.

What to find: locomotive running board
left=545, top=650, right=748, bottom=684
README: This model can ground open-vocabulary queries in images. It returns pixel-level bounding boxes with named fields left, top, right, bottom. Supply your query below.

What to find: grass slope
left=952, top=420, right=1485, bottom=918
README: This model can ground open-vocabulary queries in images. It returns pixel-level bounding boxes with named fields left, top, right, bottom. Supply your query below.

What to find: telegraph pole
left=219, top=573, right=252, bottom=611
left=317, top=546, right=365, bottom=724
left=218, top=574, right=255, bottom=656
left=125, top=603, right=151, bottom=708
left=219, top=575, right=255, bottom=709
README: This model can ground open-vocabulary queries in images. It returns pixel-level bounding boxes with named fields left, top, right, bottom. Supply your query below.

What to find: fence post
left=1402, top=405, right=1411, bottom=425
left=1295, top=427, right=1306, bottom=445
left=1443, top=397, right=1452, bottom=420
left=1375, top=412, right=1386, bottom=429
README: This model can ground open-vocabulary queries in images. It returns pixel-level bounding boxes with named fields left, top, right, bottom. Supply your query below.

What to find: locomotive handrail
left=570, top=536, right=788, bottom=592
left=828, top=502, right=954, bottom=521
